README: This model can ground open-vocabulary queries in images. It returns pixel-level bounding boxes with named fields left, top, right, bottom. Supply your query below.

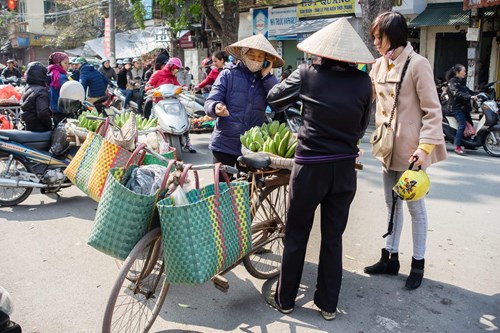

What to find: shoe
left=454, top=146, right=465, bottom=155
left=184, top=145, right=197, bottom=153
left=320, top=310, right=336, bottom=321
left=265, top=291, right=293, bottom=314
left=405, top=257, right=425, bottom=290
left=364, top=248, right=400, bottom=275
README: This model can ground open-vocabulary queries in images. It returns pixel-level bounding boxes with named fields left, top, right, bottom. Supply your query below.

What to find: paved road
left=1, top=131, right=499, bottom=333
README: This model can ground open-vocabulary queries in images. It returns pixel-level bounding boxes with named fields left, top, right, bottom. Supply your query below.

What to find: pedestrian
left=47, top=52, right=70, bottom=126
left=20, top=62, right=53, bottom=132
left=195, top=51, right=228, bottom=92
left=99, top=57, right=117, bottom=82
left=117, top=58, right=134, bottom=109
left=265, top=18, right=373, bottom=321
left=204, top=34, right=282, bottom=170
left=75, top=57, right=109, bottom=104
left=446, top=64, right=477, bottom=155
left=199, top=57, right=213, bottom=97
left=68, top=57, right=80, bottom=81
left=1, top=59, right=22, bottom=79
left=129, top=57, right=145, bottom=112
left=364, top=11, right=447, bottom=290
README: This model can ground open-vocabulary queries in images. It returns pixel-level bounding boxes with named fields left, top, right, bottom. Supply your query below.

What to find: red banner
left=464, top=0, right=500, bottom=9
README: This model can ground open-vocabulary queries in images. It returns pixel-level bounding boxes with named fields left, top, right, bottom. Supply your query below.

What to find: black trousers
left=275, top=159, right=357, bottom=313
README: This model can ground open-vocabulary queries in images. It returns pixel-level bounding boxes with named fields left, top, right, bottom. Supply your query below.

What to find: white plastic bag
left=170, top=186, right=189, bottom=206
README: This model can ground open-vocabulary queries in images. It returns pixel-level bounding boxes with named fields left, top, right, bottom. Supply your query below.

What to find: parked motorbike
left=0, top=287, right=21, bottom=333
left=266, top=101, right=302, bottom=133
left=151, top=84, right=191, bottom=161
left=0, top=81, right=85, bottom=206
left=0, top=76, right=25, bottom=87
left=109, top=79, right=145, bottom=114
left=442, top=89, right=500, bottom=157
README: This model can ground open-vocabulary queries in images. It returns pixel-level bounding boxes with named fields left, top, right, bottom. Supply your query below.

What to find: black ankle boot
left=405, top=257, right=425, bottom=290
left=364, top=248, right=400, bottom=275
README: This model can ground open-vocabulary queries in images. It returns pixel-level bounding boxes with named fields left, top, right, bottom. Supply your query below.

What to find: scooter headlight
left=162, top=103, right=181, bottom=114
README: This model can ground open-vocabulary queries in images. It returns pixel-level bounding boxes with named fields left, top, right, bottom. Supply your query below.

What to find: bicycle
left=101, top=151, right=290, bottom=333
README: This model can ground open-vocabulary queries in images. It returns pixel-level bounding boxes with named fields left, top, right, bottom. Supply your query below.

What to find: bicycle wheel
left=103, top=228, right=169, bottom=333
left=243, top=183, right=288, bottom=279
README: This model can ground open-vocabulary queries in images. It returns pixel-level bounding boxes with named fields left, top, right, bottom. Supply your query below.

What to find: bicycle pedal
left=211, top=275, right=229, bottom=293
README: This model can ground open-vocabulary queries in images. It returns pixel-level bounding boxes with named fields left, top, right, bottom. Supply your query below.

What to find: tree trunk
left=200, top=0, right=239, bottom=48
left=361, top=0, right=394, bottom=58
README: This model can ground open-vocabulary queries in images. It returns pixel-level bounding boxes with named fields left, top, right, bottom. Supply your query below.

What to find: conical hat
left=297, top=18, right=375, bottom=64
left=225, top=34, right=285, bottom=68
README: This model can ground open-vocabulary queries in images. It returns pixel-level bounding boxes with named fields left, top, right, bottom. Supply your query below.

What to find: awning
left=409, top=3, right=470, bottom=28
left=464, top=0, right=500, bottom=10
left=84, top=26, right=170, bottom=59
left=279, top=17, right=342, bottom=36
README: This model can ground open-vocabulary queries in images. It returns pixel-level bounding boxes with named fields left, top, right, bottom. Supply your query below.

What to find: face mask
left=243, top=56, right=263, bottom=73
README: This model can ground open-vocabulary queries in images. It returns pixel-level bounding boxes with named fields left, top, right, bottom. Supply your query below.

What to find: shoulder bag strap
left=388, top=57, right=411, bottom=127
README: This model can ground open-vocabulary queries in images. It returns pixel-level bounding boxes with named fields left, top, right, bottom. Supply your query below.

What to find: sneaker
left=454, top=147, right=465, bottom=155
left=265, top=291, right=293, bottom=314
left=184, top=145, right=197, bottom=153
left=320, top=310, right=337, bottom=321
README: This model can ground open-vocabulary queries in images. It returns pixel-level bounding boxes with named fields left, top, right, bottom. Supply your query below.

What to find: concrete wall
left=24, top=0, right=56, bottom=35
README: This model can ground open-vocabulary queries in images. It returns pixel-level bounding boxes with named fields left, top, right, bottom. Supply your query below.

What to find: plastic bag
left=0, top=84, right=21, bottom=102
left=125, top=165, right=167, bottom=196
left=170, top=185, right=189, bottom=206
left=50, top=121, right=70, bottom=155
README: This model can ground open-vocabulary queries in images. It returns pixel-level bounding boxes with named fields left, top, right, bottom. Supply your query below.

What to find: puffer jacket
left=447, top=76, right=475, bottom=114
left=21, top=63, right=52, bottom=132
left=99, top=65, right=117, bottom=82
left=205, top=63, right=279, bottom=156
left=79, top=63, right=109, bottom=98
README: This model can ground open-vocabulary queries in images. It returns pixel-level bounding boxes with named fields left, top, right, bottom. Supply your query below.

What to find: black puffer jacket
left=21, top=62, right=53, bottom=132
left=447, top=76, right=475, bottom=114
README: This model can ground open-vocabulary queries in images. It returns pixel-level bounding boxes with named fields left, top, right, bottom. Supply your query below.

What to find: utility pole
left=109, top=0, right=116, bottom=67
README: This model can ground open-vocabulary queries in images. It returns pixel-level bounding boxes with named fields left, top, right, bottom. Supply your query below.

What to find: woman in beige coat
left=364, top=12, right=447, bottom=290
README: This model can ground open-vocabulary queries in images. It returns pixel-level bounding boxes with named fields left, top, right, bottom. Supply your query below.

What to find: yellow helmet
left=393, top=167, right=430, bottom=201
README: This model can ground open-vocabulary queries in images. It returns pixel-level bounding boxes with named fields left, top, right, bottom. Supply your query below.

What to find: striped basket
left=157, top=163, right=252, bottom=284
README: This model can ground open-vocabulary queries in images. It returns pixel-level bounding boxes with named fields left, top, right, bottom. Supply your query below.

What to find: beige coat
left=370, top=43, right=447, bottom=171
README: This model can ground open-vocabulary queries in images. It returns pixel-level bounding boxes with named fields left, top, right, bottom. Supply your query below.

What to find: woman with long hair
left=47, top=52, right=70, bottom=126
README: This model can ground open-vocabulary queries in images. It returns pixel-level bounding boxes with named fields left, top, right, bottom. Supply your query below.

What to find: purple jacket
left=205, top=63, right=278, bottom=156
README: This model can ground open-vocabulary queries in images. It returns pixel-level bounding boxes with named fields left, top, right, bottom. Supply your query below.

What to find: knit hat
left=225, top=34, right=284, bottom=68
left=48, top=52, right=69, bottom=65
left=297, top=18, right=375, bottom=64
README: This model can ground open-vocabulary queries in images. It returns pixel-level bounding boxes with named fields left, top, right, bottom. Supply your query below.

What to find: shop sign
left=253, top=8, right=269, bottom=38
left=269, top=6, right=298, bottom=37
left=355, top=0, right=425, bottom=17
left=179, top=31, right=194, bottom=49
left=464, top=0, right=500, bottom=9
left=11, top=34, right=30, bottom=48
left=297, top=0, right=355, bottom=18
left=29, top=35, right=55, bottom=47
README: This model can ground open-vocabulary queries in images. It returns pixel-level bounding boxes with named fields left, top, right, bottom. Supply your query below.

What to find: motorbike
left=178, top=91, right=207, bottom=118
left=151, top=84, right=191, bottom=161
left=266, top=101, right=302, bottom=133
left=442, top=85, right=500, bottom=157
left=0, top=76, right=25, bottom=87
left=109, top=78, right=145, bottom=114
left=0, top=81, right=85, bottom=206
left=0, top=287, right=21, bottom=333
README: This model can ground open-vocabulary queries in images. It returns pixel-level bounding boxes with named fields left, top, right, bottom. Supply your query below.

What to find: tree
left=199, top=0, right=239, bottom=47
left=360, top=0, right=394, bottom=58
left=50, top=0, right=136, bottom=49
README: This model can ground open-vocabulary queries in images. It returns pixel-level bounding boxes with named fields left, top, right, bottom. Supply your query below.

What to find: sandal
left=265, top=291, right=293, bottom=314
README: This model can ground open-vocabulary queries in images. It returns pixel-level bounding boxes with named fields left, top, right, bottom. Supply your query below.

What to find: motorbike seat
left=92, top=95, right=109, bottom=106
left=237, top=152, right=271, bottom=171
left=0, top=130, right=52, bottom=144
left=194, top=95, right=206, bottom=106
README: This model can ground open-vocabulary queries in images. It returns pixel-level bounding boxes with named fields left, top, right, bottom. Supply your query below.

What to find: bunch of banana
left=240, top=121, right=297, bottom=158
left=78, top=110, right=103, bottom=132
left=114, top=112, right=157, bottom=130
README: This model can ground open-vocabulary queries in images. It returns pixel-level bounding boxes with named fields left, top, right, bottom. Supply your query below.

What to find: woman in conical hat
left=204, top=34, right=283, bottom=168
left=265, top=18, right=373, bottom=321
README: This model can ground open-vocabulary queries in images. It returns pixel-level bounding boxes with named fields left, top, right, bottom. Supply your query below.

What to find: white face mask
left=243, top=56, right=263, bottom=73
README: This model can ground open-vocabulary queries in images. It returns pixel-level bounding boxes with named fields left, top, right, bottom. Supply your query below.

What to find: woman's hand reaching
left=215, top=103, right=229, bottom=117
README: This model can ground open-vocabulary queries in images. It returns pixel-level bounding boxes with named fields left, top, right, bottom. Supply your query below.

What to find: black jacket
left=447, top=76, right=475, bottom=113
left=21, top=63, right=53, bottom=132
left=1, top=67, right=22, bottom=78
left=268, top=60, right=372, bottom=157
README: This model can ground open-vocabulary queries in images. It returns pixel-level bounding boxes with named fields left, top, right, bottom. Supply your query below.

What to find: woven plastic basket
left=157, top=164, right=252, bottom=284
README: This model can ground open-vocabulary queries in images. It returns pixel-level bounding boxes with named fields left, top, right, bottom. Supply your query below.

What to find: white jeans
left=382, top=167, right=428, bottom=260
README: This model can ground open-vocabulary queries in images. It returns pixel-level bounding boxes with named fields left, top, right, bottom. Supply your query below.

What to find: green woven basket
left=157, top=180, right=251, bottom=284
left=88, top=160, right=174, bottom=260
left=143, top=148, right=176, bottom=167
